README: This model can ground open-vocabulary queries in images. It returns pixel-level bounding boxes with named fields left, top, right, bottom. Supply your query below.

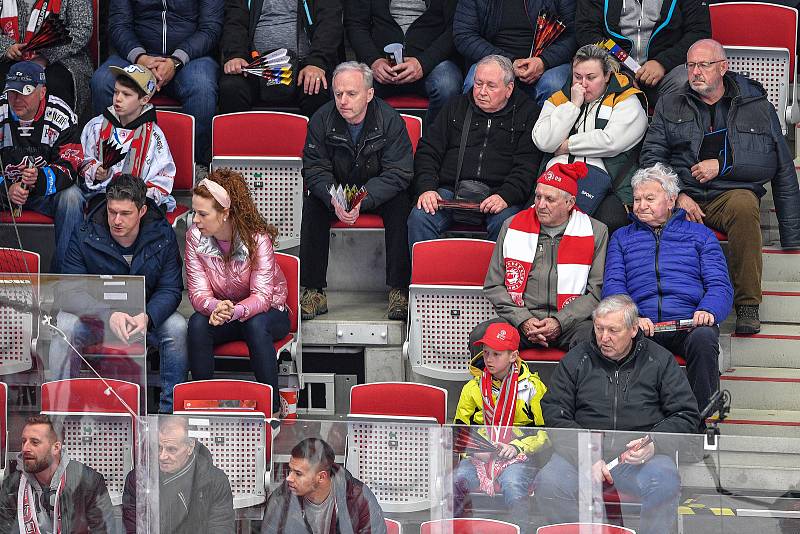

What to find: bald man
left=641, top=38, right=800, bottom=335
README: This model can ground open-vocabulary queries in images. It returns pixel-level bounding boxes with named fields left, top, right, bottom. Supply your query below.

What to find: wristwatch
left=170, top=56, right=184, bottom=72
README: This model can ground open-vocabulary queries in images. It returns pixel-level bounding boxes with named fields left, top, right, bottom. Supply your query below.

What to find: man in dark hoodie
left=122, top=416, right=235, bottom=533
left=261, top=438, right=387, bottom=534
left=48, top=174, right=187, bottom=413
left=408, top=54, right=541, bottom=247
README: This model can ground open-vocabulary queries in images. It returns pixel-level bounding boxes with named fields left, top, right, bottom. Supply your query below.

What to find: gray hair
left=332, top=61, right=373, bottom=90
left=573, top=44, right=620, bottom=75
left=476, top=55, right=515, bottom=85
left=592, top=294, right=639, bottom=329
left=688, top=39, right=727, bottom=61
left=631, top=163, right=681, bottom=199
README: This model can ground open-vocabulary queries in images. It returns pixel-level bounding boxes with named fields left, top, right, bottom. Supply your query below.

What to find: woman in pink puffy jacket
left=185, top=169, right=288, bottom=411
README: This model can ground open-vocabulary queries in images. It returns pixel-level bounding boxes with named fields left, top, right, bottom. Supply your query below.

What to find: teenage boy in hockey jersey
left=80, top=64, right=176, bottom=211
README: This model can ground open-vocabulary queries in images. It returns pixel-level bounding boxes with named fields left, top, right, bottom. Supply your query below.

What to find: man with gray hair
left=409, top=55, right=542, bottom=247
left=535, top=294, right=700, bottom=533
left=603, top=163, right=733, bottom=415
left=300, top=62, right=414, bottom=321
left=641, top=38, right=800, bottom=334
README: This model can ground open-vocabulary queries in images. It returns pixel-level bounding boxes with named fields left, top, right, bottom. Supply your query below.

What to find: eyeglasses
left=685, top=60, right=726, bottom=71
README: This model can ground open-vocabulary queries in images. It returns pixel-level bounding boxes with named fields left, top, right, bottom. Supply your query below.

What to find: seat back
left=275, top=253, right=300, bottom=336
left=421, top=518, right=521, bottom=534
left=41, top=379, right=139, bottom=505
left=536, top=524, right=636, bottom=534
left=407, top=239, right=498, bottom=380
left=384, top=519, right=402, bottom=534
left=0, top=382, right=7, bottom=477
left=173, top=379, right=272, bottom=416
left=0, top=248, right=40, bottom=375
left=350, top=382, right=447, bottom=424
left=400, top=114, right=422, bottom=153
left=156, top=111, right=195, bottom=192
left=212, top=112, right=308, bottom=158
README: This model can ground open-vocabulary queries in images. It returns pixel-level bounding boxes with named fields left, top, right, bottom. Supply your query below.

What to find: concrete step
left=712, top=408, right=800, bottom=438
left=760, top=282, right=800, bottom=323
left=680, top=460, right=800, bottom=492
left=762, top=247, right=800, bottom=282
left=300, top=291, right=405, bottom=347
left=729, top=324, right=800, bottom=368
left=720, top=367, right=800, bottom=411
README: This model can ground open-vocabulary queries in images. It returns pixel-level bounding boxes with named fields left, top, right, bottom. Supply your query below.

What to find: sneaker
left=387, top=288, right=408, bottom=320
left=300, top=288, right=327, bottom=320
left=735, top=304, right=761, bottom=335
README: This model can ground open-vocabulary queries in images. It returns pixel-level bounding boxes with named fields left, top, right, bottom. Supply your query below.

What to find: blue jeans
left=453, top=457, right=535, bottom=521
left=374, top=60, right=463, bottom=122
left=407, top=188, right=521, bottom=250
left=534, top=452, right=681, bottom=534
left=187, top=308, right=290, bottom=410
left=49, top=311, right=189, bottom=413
left=91, top=55, right=219, bottom=164
left=463, top=62, right=571, bottom=107
left=24, top=185, right=84, bottom=273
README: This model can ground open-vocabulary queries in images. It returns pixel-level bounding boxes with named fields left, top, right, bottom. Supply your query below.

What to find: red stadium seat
left=150, top=94, right=182, bottom=109
left=536, top=523, right=635, bottom=534
left=156, top=110, right=194, bottom=226
left=384, top=94, right=430, bottom=110
left=350, top=382, right=448, bottom=424
left=384, top=519, right=402, bottom=534
left=0, top=211, right=54, bottom=224
left=409, top=238, right=493, bottom=286
left=421, top=518, right=520, bottom=534
left=212, top=111, right=308, bottom=158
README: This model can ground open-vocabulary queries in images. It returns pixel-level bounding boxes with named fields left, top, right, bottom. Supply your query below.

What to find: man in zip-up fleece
left=535, top=294, right=700, bottom=534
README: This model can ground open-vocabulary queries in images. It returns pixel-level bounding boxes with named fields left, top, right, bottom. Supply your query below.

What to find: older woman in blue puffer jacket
left=602, top=162, right=733, bottom=418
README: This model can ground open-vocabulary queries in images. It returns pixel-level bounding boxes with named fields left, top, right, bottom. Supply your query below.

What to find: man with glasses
left=641, top=39, right=800, bottom=335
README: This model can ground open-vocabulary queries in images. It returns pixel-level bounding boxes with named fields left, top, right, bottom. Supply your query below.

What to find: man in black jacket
left=408, top=55, right=541, bottom=247
left=344, top=0, right=462, bottom=121
left=640, top=39, right=800, bottom=335
left=575, top=0, right=710, bottom=100
left=0, top=415, right=115, bottom=533
left=219, top=0, right=342, bottom=117
left=535, top=295, right=700, bottom=533
left=122, top=416, right=235, bottom=533
left=261, top=438, right=386, bottom=534
left=300, top=62, right=413, bottom=321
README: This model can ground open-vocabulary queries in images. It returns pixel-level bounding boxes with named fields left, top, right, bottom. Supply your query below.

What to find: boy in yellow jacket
left=453, top=322, right=549, bottom=521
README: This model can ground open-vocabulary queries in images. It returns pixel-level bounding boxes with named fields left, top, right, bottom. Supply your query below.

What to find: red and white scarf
left=99, top=118, right=155, bottom=179
left=17, top=470, right=65, bottom=534
left=503, top=208, right=595, bottom=309
left=1, top=0, right=63, bottom=43
left=471, top=362, right=526, bottom=495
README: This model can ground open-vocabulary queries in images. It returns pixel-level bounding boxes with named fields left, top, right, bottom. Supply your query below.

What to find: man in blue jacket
left=453, top=0, right=576, bottom=105
left=89, top=0, right=223, bottom=167
left=603, top=163, right=733, bottom=416
left=49, top=174, right=187, bottom=413
left=641, top=39, right=800, bottom=335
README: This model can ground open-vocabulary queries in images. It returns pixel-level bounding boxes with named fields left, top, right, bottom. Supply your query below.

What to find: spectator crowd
left=1, top=0, right=800, bottom=531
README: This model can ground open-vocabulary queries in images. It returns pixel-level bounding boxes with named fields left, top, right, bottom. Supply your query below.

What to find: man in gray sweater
left=470, top=162, right=608, bottom=355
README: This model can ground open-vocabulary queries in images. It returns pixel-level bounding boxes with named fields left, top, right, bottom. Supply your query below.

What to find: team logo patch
left=124, top=64, right=147, bottom=74
left=496, top=329, right=507, bottom=340
left=561, top=295, right=578, bottom=307
left=504, top=260, right=526, bottom=291
left=146, top=79, right=156, bottom=94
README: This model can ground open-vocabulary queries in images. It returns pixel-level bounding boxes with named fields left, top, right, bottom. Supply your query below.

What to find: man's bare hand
left=513, top=57, right=544, bottom=84
left=371, top=58, right=397, bottom=84
left=638, top=317, right=655, bottom=336
left=298, top=65, right=328, bottom=95
left=20, top=167, right=38, bottom=186
left=5, top=43, right=24, bottom=61
left=417, top=190, right=442, bottom=214
left=526, top=317, right=561, bottom=346
left=480, top=194, right=508, bottom=214
left=691, top=159, right=720, bottom=184
left=391, top=57, right=424, bottom=84
left=692, top=310, right=715, bottom=326
left=8, top=183, right=30, bottom=206
left=635, top=60, right=666, bottom=87
left=592, top=460, right=614, bottom=485
left=224, top=57, right=249, bottom=75
left=624, top=437, right=655, bottom=465
left=677, top=193, right=705, bottom=223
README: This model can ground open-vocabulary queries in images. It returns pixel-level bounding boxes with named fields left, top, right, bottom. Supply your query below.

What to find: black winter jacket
left=344, top=0, right=459, bottom=75
left=0, top=459, right=116, bottom=533
left=413, top=89, right=541, bottom=206
left=575, top=0, right=710, bottom=72
left=222, top=0, right=342, bottom=71
left=122, top=442, right=235, bottom=534
left=303, top=97, right=413, bottom=211
left=640, top=72, right=800, bottom=247
left=261, top=465, right=387, bottom=534
left=541, top=330, right=701, bottom=465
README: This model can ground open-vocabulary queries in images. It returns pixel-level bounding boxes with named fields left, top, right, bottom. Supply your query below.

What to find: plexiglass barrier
left=2, top=413, right=794, bottom=533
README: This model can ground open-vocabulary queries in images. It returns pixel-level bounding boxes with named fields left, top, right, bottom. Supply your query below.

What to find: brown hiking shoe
left=387, top=288, right=408, bottom=320
left=735, top=304, right=760, bottom=335
left=301, top=288, right=328, bottom=320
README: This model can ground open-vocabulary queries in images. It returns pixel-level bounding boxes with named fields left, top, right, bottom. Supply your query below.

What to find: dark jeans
left=374, top=60, right=463, bottom=122
left=299, top=192, right=412, bottom=289
left=218, top=71, right=331, bottom=118
left=453, top=458, right=536, bottom=522
left=594, top=194, right=630, bottom=237
left=0, top=61, right=75, bottom=110
left=652, top=325, right=720, bottom=416
left=187, top=308, right=290, bottom=409
left=469, top=317, right=593, bottom=358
